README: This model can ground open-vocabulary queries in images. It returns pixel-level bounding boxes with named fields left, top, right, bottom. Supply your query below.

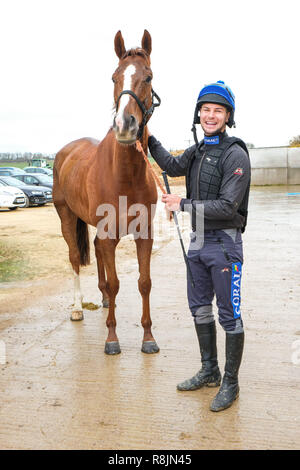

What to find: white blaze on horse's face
left=117, top=64, right=136, bottom=125
left=114, top=64, right=139, bottom=142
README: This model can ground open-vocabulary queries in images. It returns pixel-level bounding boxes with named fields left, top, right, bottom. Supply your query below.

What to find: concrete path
left=0, top=186, right=299, bottom=449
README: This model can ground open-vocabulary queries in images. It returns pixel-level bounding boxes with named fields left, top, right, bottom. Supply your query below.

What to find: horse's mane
left=121, top=48, right=150, bottom=65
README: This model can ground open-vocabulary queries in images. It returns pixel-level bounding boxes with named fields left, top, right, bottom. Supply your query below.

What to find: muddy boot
left=210, top=332, right=244, bottom=412
left=177, top=321, right=221, bottom=391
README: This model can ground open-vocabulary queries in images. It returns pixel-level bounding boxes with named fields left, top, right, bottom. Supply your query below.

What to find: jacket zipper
left=196, top=149, right=206, bottom=199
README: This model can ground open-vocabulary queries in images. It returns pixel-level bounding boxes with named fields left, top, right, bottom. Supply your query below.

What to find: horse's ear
left=141, top=29, right=152, bottom=56
left=114, top=30, right=126, bottom=59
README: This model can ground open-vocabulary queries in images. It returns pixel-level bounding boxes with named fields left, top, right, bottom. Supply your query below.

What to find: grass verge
left=0, top=241, right=34, bottom=282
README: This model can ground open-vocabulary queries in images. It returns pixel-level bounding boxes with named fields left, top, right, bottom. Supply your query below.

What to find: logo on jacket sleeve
left=234, top=167, right=243, bottom=175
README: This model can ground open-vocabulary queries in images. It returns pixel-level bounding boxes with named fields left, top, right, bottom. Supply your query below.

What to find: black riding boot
left=177, top=321, right=221, bottom=391
left=210, top=331, right=244, bottom=412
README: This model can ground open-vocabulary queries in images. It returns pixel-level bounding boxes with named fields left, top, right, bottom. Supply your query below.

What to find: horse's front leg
left=96, top=237, right=121, bottom=355
left=135, top=236, right=159, bottom=354
left=94, top=236, right=109, bottom=308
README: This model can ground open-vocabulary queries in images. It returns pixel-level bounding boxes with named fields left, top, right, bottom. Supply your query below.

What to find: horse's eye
left=145, top=76, right=152, bottom=83
left=112, top=77, right=116, bottom=83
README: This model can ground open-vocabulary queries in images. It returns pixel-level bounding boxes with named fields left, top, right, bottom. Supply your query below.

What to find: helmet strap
left=191, top=123, right=199, bottom=146
left=191, top=103, right=200, bottom=145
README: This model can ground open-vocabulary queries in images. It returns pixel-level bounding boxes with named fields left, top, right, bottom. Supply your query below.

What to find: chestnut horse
left=53, top=30, right=160, bottom=355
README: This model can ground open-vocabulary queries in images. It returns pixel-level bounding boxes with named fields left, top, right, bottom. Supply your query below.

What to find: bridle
left=115, top=88, right=161, bottom=139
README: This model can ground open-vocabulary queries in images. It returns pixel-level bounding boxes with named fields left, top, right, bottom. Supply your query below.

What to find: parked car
left=13, top=173, right=53, bottom=189
left=0, top=181, right=26, bottom=210
left=0, top=168, right=27, bottom=176
left=0, top=176, right=52, bottom=206
left=23, top=166, right=53, bottom=177
left=0, top=166, right=26, bottom=174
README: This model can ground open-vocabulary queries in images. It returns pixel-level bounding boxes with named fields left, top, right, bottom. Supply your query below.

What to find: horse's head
left=112, top=30, right=154, bottom=145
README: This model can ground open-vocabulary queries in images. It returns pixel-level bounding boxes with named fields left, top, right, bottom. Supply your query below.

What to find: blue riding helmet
left=194, top=80, right=236, bottom=128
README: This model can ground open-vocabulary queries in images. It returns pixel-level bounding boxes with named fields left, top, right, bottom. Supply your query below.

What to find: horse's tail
left=76, top=218, right=90, bottom=266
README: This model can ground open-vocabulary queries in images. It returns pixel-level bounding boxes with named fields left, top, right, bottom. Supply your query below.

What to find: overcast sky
left=1, top=0, right=299, bottom=153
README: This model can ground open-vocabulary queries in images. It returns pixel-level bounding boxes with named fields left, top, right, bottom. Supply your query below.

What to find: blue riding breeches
left=187, top=229, right=244, bottom=333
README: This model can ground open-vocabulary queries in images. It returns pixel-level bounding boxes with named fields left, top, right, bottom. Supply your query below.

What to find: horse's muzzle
left=113, top=113, right=139, bottom=145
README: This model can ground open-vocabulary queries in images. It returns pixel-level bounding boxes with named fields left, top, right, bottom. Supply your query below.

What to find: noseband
left=115, top=88, right=161, bottom=139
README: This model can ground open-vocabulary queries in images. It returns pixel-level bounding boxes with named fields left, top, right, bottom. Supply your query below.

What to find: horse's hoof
left=70, top=310, right=84, bottom=321
left=104, top=341, right=121, bottom=355
left=141, top=341, right=160, bottom=354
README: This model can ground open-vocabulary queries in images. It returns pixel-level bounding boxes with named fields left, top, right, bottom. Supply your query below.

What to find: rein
left=135, top=140, right=166, bottom=195
left=136, top=142, right=194, bottom=287
left=116, top=88, right=161, bottom=139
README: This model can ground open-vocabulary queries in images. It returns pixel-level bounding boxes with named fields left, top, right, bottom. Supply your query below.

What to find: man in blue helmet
left=148, top=81, right=251, bottom=412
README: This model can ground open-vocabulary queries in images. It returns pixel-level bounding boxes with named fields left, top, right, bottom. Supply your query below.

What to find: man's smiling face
left=200, top=103, right=230, bottom=136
